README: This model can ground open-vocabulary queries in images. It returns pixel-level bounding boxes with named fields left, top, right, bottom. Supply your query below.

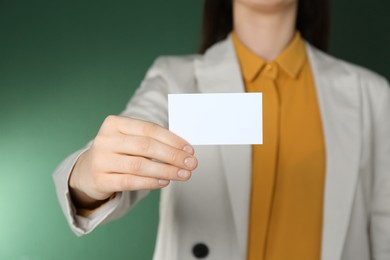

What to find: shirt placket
left=247, top=62, right=281, bottom=260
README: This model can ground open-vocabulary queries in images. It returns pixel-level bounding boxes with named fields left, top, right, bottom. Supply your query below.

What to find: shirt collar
left=232, top=31, right=306, bottom=82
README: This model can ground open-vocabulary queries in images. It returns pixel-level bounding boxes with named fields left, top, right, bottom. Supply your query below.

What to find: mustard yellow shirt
left=232, top=32, right=326, bottom=260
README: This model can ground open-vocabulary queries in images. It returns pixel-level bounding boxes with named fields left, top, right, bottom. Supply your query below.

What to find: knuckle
left=128, top=157, right=143, bottom=173
left=135, top=137, right=152, bottom=154
left=99, top=115, right=121, bottom=135
left=163, top=167, right=177, bottom=180
left=146, top=180, right=158, bottom=190
left=119, top=134, right=131, bottom=148
left=103, top=115, right=117, bottom=126
left=142, top=122, right=158, bottom=136
left=168, top=149, right=180, bottom=164
left=119, top=175, right=131, bottom=190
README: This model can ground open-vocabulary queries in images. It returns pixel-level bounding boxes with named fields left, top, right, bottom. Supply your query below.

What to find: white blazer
left=53, top=36, right=390, bottom=260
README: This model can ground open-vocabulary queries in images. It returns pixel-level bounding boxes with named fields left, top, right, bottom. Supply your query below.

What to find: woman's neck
left=233, top=1, right=298, bottom=61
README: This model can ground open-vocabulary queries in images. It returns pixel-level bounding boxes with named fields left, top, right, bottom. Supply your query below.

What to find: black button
left=192, top=243, right=209, bottom=259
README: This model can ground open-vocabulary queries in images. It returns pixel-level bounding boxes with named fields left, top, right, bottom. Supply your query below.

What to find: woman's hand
left=68, top=115, right=198, bottom=208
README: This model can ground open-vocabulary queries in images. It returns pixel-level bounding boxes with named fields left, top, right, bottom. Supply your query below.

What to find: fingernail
left=158, top=179, right=170, bottom=186
left=183, top=145, right=194, bottom=154
left=178, top=169, right=190, bottom=179
left=184, top=157, right=196, bottom=168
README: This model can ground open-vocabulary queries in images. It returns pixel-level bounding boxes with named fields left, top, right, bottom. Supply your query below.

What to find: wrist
left=68, top=151, right=108, bottom=210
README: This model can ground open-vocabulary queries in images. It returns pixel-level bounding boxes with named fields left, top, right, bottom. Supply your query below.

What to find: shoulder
left=146, top=54, right=200, bottom=79
left=306, top=43, right=389, bottom=93
left=144, top=36, right=233, bottom=81
left=141, top=54, right=201, bottom=93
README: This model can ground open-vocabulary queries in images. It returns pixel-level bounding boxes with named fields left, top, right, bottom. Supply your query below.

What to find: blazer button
left=192, top=243, right=209, bottom=259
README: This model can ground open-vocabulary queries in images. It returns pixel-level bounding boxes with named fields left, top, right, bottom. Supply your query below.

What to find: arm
left=52, top=57, right=198, bottom=236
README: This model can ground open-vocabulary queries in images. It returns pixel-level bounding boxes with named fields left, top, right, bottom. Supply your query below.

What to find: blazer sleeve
left=52, top=57, right=173, bottom=236
left=369, top=76, right=390, bottom=259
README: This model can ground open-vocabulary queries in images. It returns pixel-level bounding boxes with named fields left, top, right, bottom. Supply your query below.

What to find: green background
left=0, top=0, right=388, bottom=259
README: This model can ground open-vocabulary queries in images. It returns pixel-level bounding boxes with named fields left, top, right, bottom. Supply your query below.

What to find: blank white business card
left=168, top=93, right=262, bottom=145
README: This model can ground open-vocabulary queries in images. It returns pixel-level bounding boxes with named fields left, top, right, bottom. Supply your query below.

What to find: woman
left=53, top=0, right=390, bottom=259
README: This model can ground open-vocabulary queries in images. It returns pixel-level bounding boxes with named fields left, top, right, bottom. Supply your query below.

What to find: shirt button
left=265, top=64, right=273, bottom=71
left=192, top=243, right=209, bottom=258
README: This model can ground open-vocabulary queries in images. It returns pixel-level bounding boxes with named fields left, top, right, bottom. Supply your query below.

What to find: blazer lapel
left=307, top=45, right=362, bottom=260
left=194, top=36, right=252, bottom=259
